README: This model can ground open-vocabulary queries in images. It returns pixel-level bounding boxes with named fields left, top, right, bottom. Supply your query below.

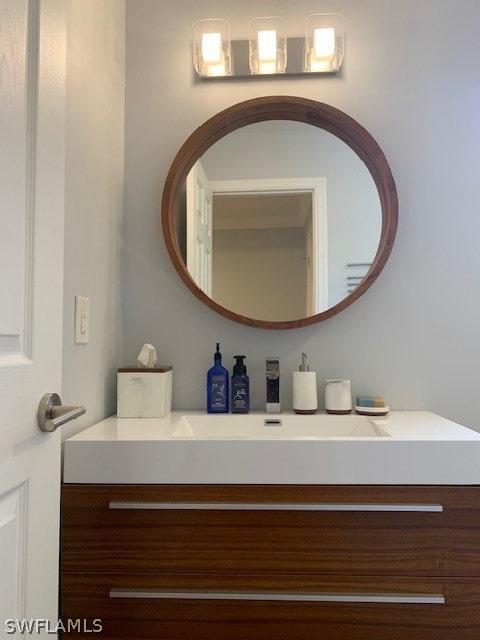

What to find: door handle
left=37, top=393, right=86, bottom=432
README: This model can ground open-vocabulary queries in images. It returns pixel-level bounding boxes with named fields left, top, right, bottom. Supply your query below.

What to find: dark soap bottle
left=231, top=355, right=249, bottom=414
left=207, top=343, right=229, bottom=413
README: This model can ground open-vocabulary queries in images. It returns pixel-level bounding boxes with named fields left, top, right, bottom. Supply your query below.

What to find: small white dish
left=355, top=405, right=389, bottom=416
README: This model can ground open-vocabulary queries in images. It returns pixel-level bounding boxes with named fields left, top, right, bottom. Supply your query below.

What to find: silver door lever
left=38, top=393, right=86, bottom=432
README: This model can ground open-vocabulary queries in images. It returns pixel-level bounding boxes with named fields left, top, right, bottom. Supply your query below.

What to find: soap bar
left=356, top=395, right=386, bottom=408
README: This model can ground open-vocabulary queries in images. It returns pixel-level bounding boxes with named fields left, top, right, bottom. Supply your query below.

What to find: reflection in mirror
left=179, top=121, right=381, bottom=322
left=213, top=190, right=318, bottom=320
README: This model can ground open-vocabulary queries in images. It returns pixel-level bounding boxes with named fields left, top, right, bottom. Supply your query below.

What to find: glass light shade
left=193, top=19, right=232, bottom=77
left=304, top=14, right=345, bottom=73
left=249, top=16, right=287, bottom=75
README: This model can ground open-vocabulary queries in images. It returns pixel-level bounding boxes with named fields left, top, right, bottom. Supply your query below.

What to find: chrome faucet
left=265, top=358, right=280, bottom=413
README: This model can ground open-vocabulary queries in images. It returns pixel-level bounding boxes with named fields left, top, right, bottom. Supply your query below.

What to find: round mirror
left=162, top=96, right=398, bottom=329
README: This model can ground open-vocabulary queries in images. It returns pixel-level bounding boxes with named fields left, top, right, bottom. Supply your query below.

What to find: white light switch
left=74, top=295, right=90, bottom=344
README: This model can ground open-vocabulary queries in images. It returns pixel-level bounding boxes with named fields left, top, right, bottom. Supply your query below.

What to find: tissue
left=137, top=343, right=157, bottom=368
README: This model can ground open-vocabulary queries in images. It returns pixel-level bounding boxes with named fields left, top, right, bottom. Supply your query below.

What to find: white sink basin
left=171, top=413, right=390, bottom=439
left=63, top=411, right=480, bottom=485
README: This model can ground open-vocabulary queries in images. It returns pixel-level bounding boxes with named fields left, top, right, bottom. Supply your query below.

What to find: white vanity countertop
left=63, top=411, right=480, bottom=485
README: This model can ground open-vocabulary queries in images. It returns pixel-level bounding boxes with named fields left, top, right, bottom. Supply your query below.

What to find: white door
left=0, top=0, right=66, bottom=634
left=186, top=160, right=213, bottom=296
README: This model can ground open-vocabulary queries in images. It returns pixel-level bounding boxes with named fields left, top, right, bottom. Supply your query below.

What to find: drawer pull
left=109, top=589, right=445, bottom=604
left=109, top=501, right=443, bottom=512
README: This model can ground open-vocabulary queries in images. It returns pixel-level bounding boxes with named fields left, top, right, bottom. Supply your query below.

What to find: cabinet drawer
left=61, top=572, right=480, bottom=640
left=61, top=485, right=480, bottom=577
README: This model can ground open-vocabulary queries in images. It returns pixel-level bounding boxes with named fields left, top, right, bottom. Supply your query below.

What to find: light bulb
left=201, top=32, right=222, bottom=63
left=313, top=27, right=335, bottom=60
left=258, top=29, right=277, bottom=62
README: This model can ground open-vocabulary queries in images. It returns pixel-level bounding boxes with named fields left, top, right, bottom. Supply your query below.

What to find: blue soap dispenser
left=207, top=343, right=229, bottom=413
left=231, top=355, right=249, bottom=414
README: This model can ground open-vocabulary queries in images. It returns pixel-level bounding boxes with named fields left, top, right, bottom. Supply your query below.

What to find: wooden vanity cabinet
left=60, top=484, right=480, bottom=639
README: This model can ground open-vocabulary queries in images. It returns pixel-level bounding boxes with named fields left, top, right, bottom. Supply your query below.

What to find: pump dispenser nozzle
left=233, top=355, right=246, bottom=375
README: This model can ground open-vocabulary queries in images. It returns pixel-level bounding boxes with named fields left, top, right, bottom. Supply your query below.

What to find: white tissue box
left=117, top=366, right=172, bottom=418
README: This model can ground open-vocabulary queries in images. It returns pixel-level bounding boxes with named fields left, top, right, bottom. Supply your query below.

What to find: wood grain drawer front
left=61, top=485, right=480, bottom=577
left=61, top=573, right=480, bottom=640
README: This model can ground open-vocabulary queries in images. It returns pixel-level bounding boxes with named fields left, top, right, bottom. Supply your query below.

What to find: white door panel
left=0, top=483, right=26, bottom=628
left=0, top=0, right=65, bottom=634
left=186, top=160, right=213, bottom=296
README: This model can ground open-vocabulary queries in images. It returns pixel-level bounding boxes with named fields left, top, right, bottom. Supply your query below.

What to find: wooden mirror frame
left=162, top=96, right=398, bottom=330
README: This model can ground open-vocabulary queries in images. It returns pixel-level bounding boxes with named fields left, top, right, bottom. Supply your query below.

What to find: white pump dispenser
left=293, top=353, right=318, bottom=414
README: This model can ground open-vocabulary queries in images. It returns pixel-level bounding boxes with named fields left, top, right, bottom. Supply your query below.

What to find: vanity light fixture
left=304, top=14, right=345, bottom=73
left=249, top=17, right=287, bottom=75
left=192, top=14, right=345, bottom=79
left=192, top=19, right=232, bottom=77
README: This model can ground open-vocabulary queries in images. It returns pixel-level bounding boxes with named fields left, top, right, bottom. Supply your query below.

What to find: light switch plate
left=74, top=295, right=90, bottom=344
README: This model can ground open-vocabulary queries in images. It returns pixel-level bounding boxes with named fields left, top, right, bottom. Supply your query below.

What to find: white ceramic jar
left=325, top=379, right=352, bottom=414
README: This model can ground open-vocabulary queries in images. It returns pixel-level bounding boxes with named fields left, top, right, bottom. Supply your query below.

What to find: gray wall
left=124, top=0, right=480, bottom=428
left=62, top=0, right=125, bottom=440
